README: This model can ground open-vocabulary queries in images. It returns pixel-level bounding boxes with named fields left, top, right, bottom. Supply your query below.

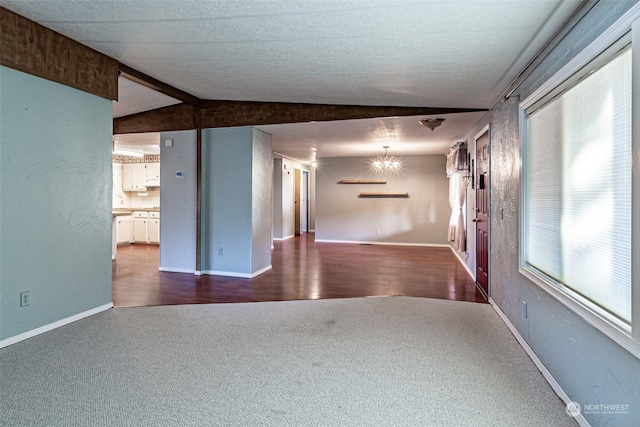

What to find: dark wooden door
left=475, top=130, right=489, bottom=296
left=294, top=168, right=301, bottom=235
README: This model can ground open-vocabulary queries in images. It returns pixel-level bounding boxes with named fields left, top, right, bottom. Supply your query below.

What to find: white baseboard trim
left=0, top=302, right=113, bottom=349
left=194, top=271, right=202, bottom=276
left=449, top=246, right=475, bottom=280
left=273, top=235, right=295, bottom=241
left=158, top=267, right=196, bottom=274
left=252, top=265, right=272, bottom=277
left=489, top=298, right=591, bottom=427
left=314, top=239, right=450, bottom=248
left=201, top=265, right=272, bottom=279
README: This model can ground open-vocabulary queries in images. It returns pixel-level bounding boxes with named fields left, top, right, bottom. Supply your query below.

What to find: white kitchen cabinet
left=116, top=216, right=132, bottom=244
left=121, top=164, right=135, bottom=190
left=133, top=216, right=148, bottom=243
left=145, top=162, right=160, bottom=187
left=122, top=163, right=147, bottom=191
left=148, top=218, right=160, bottom=244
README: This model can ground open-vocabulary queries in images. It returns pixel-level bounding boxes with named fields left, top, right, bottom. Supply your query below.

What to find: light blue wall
left=475, top=2, right=640, bottom=426
left=202, top=127, right=272, bottom=276
left=0, top=66, right=113, bottom=341
left=160, top=130, right=197, bottom=272
left=315, top=155, right=450, bottom=245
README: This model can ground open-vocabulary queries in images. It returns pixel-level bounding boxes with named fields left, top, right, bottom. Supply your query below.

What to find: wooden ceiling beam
left=1, top=7, right=119, bottom=100
left=199, top=100, right=485, bottom=129
left=113, top=103, right=196, bottom=134
left=113, top=99, right=486, bottom=134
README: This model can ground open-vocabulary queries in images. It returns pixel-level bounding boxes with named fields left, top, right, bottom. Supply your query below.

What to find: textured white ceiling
left=1, top=0, right=581, bottom=161
left=2, top=0, right=580, bottom=108
left=113, top=77, right=181, bottom=118
left=113, top=132, right=161, bottom=155
left=260, top=112, right=486, bottom=160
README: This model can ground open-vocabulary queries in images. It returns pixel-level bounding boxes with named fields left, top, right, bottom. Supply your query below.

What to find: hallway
left=112, top=234, right=486, bottom=307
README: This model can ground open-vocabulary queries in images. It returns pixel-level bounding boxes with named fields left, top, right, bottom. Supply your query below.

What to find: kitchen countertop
left=113, top=207, right=160, bottom=212
left=113, top=208, right=160, bottom=216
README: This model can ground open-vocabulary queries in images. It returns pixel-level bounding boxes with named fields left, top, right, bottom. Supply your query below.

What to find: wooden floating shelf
left=359, top=192, right=409, bottom=198
left=339, top=179, right=387, bottom=184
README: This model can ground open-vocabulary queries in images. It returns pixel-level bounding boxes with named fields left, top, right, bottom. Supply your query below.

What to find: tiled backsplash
left=126, top=188, right=160, bottom=208
left=112, top=154, right=160, bottom=164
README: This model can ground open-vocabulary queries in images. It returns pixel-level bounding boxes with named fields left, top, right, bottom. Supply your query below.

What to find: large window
left=520, top=8, right=640, bottom=358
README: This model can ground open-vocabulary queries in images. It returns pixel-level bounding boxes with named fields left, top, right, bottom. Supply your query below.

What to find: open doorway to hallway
left=294, top=168, right=310, bottom=235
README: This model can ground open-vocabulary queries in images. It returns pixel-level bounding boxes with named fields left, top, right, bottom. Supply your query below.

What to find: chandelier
left=372, top=146, right=400, bottom=172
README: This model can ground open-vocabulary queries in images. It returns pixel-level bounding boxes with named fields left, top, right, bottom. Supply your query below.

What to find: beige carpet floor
left=0, top=296, right=576, bottom=426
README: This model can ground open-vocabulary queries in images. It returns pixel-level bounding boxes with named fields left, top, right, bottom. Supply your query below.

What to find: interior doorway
left=294, top=168, right=301, bottom=235
left=112, top=132, right=162, bottom=269
left=294, top=168, right=310, bottom=236
left=301, top=170, right=309, bottom=233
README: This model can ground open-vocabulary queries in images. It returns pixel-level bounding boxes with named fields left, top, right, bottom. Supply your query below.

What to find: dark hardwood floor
left=112, top=234, right=487, bottom=307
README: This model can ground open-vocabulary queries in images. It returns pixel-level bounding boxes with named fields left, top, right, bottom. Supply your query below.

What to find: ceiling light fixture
left=113, top=148, right=144, bottom=158
left=372, top=146, right=400, bottom=173
left=419, top=117, right=446, bottom=131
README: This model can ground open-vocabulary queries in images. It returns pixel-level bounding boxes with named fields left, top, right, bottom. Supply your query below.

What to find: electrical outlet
left=375, top=229, right=380, bottom=235
left=20, top=291, right=30, bottom=307
left=218, top=247, right=223, bottom=256
left=521, top=301, right=528, bottom=318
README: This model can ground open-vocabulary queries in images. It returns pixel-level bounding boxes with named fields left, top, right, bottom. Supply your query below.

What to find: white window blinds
left=525, top=47, right=632, bottom=322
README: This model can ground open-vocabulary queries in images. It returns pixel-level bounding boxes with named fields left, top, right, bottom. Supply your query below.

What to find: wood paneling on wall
left=0, top=7, right=118, bottom=100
